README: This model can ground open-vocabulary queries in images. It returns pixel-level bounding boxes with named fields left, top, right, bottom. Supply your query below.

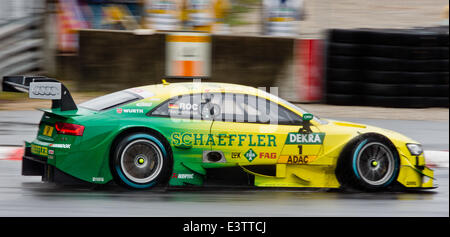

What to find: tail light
left=55, top=122, right=85, bottom=136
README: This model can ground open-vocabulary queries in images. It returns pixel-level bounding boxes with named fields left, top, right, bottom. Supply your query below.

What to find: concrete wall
left=70, top=30, right=295, bottom=98
left=78, top=30, right=166, bottom=92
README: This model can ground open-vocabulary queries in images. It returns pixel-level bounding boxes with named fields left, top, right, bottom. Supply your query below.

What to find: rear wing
left=2, top=75, right=77, bottom=111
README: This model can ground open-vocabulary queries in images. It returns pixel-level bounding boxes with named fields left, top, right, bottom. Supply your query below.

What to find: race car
left=2, top=75, right=435, bottom=191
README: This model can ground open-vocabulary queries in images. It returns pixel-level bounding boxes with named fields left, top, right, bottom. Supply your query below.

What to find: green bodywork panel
left=30, top=98, right=211, bottom=186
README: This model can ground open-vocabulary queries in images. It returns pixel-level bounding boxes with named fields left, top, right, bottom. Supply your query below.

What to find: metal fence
left=0, top=0, right=45, bottom=24
left=0, top=17, right=44, bottom=83
left=0, top=0, right=45, bottom=89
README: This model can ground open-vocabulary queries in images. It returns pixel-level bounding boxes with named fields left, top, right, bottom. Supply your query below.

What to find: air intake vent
left=203, top=151, right=226, bottom=163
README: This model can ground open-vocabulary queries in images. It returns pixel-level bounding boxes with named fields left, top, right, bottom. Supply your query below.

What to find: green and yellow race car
left=2, top=76, right=435, bottom=191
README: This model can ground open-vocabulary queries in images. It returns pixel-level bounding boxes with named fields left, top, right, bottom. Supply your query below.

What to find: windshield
left=79, top=90, right=141, bottom=111
left=260, top=91, right=326, bottom=124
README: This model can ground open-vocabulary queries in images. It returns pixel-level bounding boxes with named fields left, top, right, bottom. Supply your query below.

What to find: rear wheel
left=336, top=137, right=400, bottom=191
left=111, top=133, right=170, bottom=189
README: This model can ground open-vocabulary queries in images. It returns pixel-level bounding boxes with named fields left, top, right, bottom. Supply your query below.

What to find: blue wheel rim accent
left=353, top=139, right=399, bottom=187
left=383, top=152, right=399, bottom=187
left=352, top=139, right=368, bottom=180
left=116, top=134, right=166, bottom=189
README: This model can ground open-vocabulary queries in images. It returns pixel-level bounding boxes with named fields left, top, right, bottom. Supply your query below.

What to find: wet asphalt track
left=0, top=111, right=448, bottom=217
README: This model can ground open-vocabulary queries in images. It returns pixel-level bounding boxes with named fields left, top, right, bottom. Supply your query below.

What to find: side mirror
left=298, top=113, right=313, bottom=133
left=302, top=113, right=314, bottom=121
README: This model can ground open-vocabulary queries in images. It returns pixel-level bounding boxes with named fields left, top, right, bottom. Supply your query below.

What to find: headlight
left=406, top=143, right=423, bottom=156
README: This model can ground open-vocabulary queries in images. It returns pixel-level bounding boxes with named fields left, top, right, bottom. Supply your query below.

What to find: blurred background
left=0, top=0, right=449, bottom=108
left=0, top=0, right=448, bottom=218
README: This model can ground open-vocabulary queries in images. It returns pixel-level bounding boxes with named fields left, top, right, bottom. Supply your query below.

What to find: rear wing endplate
left=2, top=75, right=77, bottom=111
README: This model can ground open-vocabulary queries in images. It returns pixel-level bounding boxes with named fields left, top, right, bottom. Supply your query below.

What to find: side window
left=150, top=93, right=302, bottom=125
left=211, top=93, right=301, bottom=125
left=276, top=105, right=303, bottom=125
left=150, top=93, right=212, bottom=120
left=239, top=94, right=302, bottom=125
left=208, top=93, right=244, bottom=122
left=150, top=94, right=203, bottom=119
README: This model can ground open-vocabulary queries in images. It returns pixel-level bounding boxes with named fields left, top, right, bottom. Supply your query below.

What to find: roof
left=137, top=82, right=265, bottom=99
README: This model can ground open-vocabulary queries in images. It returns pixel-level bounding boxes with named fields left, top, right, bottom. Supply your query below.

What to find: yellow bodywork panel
left=138, top=82, right=435, bottom=189
left=254, top=165, right=340, bottom=188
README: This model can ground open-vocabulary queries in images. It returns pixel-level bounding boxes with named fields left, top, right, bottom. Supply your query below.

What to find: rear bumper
left=22, top=146, right=89, bottom=185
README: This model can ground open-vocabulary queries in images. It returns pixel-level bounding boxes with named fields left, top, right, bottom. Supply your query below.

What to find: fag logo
left=244, top=149, right=257, bottom=162
left=259, top=152, right=276, bottom=159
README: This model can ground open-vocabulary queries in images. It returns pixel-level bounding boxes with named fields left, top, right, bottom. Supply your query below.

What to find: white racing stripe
left=0, top=146, right=23, bottom=160
left=424, top=150, right=449, bottom=168
left=0, top=146, right=448, bottom=167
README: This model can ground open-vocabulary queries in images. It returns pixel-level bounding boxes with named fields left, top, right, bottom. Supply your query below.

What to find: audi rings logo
left=32, top=85, right=59, bottom=96
left=29, top=82, right=62, bottom=100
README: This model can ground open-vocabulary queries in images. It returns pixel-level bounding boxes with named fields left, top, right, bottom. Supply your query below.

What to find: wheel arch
left=335, top=132, right=400, bottom=189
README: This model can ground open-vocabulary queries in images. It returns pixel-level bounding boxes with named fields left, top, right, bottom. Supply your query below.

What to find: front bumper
left=397, top=152, right=437, bottom=189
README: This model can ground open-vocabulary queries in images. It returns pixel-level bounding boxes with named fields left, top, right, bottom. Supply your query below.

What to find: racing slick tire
left=363, top=83, right=409, bottom=96
left=327, top=42, right=363, bottom=57
left=364, top=95, right=432, bottom=108
left=430, top=97, right=450, bottom=107
left=336, top=136, right=400, bottom=191
left=364, top=71, right=448, bottom=84
left=366, top=45, right=449, bottom=60
left=327, top=81, right=362, bottom=94
left=325, top=94, right=362, bottom=105
left=111, top=133, right=171, bottom=189
left=327, top=56, right=362, bottom=70
left=326, top=68, right=361, bottom=82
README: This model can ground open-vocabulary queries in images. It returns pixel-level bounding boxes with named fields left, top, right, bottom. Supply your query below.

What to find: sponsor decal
left=136, top=102, right=153, bottom=107
left=49, top=144, right=71, bottom=149
left=168, top=103, right=199, bottom=111
left=31, top=144, right=48, bottom=156
left=92, top=177, right=104, bottom=182
left=285, top=133, right=325, bottom=145
left=171, top=132, right=277, bottom=147
left=259, top=152, right=277, bottom=159
left=123, top=109, right=144, bottom=114
left=244, top=148, right=257, bottom=162
left=231, top=152, right=241, bottom=158
left=179, top=103, right=199, bottom=111
left=48, top=150, right=54, bottom=155
left=172, top=173, right=195, bottom=179
left=117, top=108, right=144, bottom=114
left=278, top=155, right=318, bottom=165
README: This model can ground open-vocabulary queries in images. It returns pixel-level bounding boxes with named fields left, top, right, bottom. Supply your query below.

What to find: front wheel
left=111, top=133, right=170, bottom=189
left=336, top=137, right=400, bottom=191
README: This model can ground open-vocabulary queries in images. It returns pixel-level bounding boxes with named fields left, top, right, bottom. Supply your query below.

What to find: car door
left=209, top=92, right=323, bottom=166
left=149, top=93, right=213, bottom=160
